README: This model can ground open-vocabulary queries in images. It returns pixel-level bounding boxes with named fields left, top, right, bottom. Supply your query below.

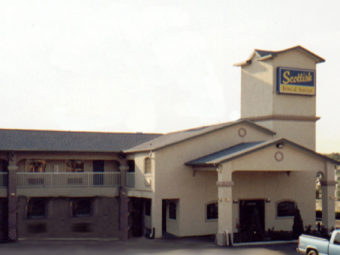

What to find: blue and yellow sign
left=276, top=67, right=315, bottom=95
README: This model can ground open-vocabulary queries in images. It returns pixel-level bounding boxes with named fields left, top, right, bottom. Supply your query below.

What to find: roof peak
left=234, top=45, right=325, bottom=67
left=125, top=119, right=276, bottom=153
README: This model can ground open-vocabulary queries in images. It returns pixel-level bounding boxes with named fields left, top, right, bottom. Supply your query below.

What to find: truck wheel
left=307, top=250, right=317, bottom=255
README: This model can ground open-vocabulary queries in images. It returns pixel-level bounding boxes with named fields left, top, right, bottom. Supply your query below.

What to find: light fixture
left=276, top=142, right=285, bottom=149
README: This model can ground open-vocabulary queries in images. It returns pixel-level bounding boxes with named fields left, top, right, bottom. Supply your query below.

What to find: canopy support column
left=216, top=163, right=233, bottom=246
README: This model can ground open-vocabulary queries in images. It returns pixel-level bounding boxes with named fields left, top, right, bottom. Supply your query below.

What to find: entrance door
left=239, top=200, right=265, bottom=242
left=93, top=160, right=104, bottom=185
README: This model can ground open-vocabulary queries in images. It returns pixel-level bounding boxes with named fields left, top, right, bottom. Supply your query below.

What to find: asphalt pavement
left=0, top=237, right=298, bottom=255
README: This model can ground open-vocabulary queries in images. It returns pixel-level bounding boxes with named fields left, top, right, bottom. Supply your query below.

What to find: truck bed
left=298, top=234, right=329, bottom=254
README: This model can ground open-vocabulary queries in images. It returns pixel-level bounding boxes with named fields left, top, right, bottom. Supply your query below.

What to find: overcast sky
left=0, top=0, right=339, bottom=153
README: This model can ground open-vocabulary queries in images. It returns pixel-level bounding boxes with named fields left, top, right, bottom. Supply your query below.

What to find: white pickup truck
left=297, top=230, right=340, bottom=255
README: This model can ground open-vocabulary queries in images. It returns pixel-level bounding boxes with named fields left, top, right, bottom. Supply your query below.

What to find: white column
left=321, top=162, right=337, bottom=231
left=216, top=163, right=233, bottom=246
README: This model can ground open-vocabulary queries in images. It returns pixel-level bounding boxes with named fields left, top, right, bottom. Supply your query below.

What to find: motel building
left=0, top=46, right=339, bottom=245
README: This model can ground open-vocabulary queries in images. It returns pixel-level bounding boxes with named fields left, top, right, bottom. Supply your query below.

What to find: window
left=334, top=233, right=340, bottom=245
left=277, top=201, right=296, bottom=217
left=128, top=160, right=135, bottom=172
left=71, top=198, right=92, bottom=217
left=0, top=160, right=8, bottom=186
left=0, top=160, right=8, bottom=172
left=206, top=202, right=218, bottom=220
left=145, top=199, right=151, bottom=216
left=66, top=160, right=84, bottom=172
left=144, top=157, right=151, bottom=174
left=169, top=201, right=177, bottom=220
left=28, top=160, right=46, bottom=172
left=27, top=198, right=47, bottom=219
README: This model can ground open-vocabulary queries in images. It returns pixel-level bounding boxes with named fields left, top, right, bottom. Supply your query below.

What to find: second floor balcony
left=15, top=172, right=135, bottom=188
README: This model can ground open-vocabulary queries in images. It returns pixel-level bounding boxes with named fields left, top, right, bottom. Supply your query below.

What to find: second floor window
left=144, top=157, right=151, bottom=174
left=0, top=160, right=8, bottom=172
left=66, top=160, right=84, bottom=172
left=28, top=160, right=46, bottom=172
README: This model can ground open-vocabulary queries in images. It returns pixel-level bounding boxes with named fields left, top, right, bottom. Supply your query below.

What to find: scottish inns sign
left=276, top=67, right=315, bottom=95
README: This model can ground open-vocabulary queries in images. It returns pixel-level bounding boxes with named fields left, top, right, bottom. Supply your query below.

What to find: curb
left=233, top=240, right=298, bottom=247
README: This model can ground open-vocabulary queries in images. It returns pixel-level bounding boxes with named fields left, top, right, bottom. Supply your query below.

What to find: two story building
left=0, top=46, right=339, bottom=245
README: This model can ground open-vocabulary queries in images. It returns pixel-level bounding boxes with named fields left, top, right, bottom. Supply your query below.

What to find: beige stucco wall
left=256, top=120, right=316, bottom=150
left=152, top=123, right=275, bottom=237
left=240, top=49, right=319, bottom=150
left=231, top=143, right=325, bottom=171
left=241, top=59, right=274, bottom=118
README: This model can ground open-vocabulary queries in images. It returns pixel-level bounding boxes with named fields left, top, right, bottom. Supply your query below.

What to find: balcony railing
left=16, top=172, right=123, bottom=188
left=0, top=173, right=7, bottom=187
left=126, top=172, right=135, bottom=187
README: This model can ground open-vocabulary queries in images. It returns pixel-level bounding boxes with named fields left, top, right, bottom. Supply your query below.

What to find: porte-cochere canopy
left=185, top=138, right=339, bottom=246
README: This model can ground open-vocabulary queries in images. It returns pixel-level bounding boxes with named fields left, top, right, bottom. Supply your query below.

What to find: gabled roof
left=186, top=138, right=340, bottom=167
left=124, top=120, right=275, bottom=153
left=0, top=129, right=161, bottom=152
left=234, top=45, right=325, bottom=67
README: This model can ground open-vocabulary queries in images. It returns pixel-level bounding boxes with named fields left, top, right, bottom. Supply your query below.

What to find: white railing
left=0, top=173, right=7, bottom=187
left=126, top=172, right=135, bottom=187
left=16, top=172, right=122, bottom=188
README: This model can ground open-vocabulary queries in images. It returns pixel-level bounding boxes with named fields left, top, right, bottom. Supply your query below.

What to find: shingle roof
left=124, top=120, right=275, bottom=153
left=0, top=129, right=161, bottom=152
left=255, top=50, right=274, bottom=58
left=186, top=138, right=340, bottom=167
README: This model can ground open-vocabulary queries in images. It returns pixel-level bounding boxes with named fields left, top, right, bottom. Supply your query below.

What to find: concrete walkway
left=0, top=237, right=298, bottom=255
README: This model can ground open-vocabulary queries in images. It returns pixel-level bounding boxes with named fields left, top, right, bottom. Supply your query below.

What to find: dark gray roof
left=125, top=120, right=275, bottom=153
left=0, top=129, right=161, bottom=152
left=255, top=50, right=274, bottom=57
left=186, top=141, right=265, bottom=166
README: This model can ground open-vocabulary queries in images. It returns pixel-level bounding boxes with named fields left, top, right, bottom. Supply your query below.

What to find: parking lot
left=0, top=237, right=298, bottom=255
